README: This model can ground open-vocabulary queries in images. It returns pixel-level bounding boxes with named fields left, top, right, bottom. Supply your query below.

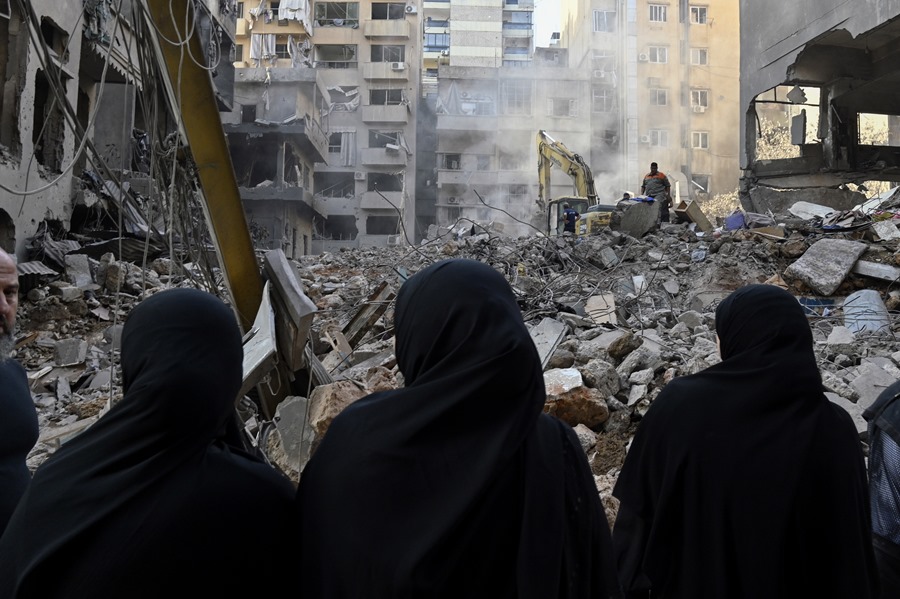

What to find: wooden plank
left=852, top=260, right=900, bottom=283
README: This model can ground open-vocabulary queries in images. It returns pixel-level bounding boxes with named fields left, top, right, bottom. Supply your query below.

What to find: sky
left=533, top=0, right=561, bottom=48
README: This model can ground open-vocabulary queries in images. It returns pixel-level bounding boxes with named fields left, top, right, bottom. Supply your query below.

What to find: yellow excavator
left=536, top=130, right=615, bottom=236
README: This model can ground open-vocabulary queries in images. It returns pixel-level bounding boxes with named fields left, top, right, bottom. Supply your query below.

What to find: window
left=501, top=80, right=532, bottom=116
left=371, top=45, right=404, bottom=62
left=476, top=155, right=492, bottom=171
left=314, top=2, right=360, bottom=26
left=692, top=131, right=709, bottom=149
left=328, top=132, right=342, bottom=153
left=371, top=2, right=406, bottom=19
left=503, top=184, right=529, bottom=209
left=547, top=98, right=578, bottom=117
left=691, top=88, right=709, bottom=107
left=315, top=44, right=358, bottom=68
left=234, top=44, right=244, bottom=62
left=593, top=10, right=616, bottom=32
left=649, top=88, right=667, bottom=105
left=274, top=43, right=290, bottom=59
left=690, top=6, right=707, bottom=24
left=648, top=46, right=668, bottom=63
left=370, top=89, right=403, bottom=105
left=690, top=47, right=708, bottom=65
left=424, top=33, right=450, bottom=51
left=442, top=153, right=461, bottom=169
left=241, top=104, right=257, bottom=123
left=592, top=87, right=614, bottom=113
left=649, top=4, right=666, bottom=22
left=649, top=129, right=669, bottom=147
left=370, top=130, right=401, bottom=148
left=692, top=174, right=710, bottom=193
left=237, top=2, right=244, bottom=17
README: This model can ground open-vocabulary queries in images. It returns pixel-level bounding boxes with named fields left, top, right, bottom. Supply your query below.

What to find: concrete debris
left=18, top=200, right=900, bottom=515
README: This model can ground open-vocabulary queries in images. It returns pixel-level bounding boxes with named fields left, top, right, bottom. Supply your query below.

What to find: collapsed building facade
left=740, top=0, right=900, bottom=214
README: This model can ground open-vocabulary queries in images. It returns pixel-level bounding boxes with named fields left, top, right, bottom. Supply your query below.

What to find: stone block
left=573, top=423, right=598, bottom=454
left=849, top=361, right=897, bottom=411
left=783, top=239, right=867, bottom=296
left=618, top=201, right=661, bottom=238
left=677, top=310, right=704, bottom=330
left=529, top=317, right=567, bottom=370
left=543, top=386, right=610, bottom=428
left=607, top=332, right=641, bottom=361
left=543, top=368, right=584, bottom=396
left=599, top=247, right=619, bottom=268
left=54, top=339, right=88, bottom=366
left=579, top=359, right=620, bottom=397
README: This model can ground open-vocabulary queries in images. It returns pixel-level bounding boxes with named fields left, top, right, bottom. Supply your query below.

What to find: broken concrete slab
left=849, top=360, right=897, bottom=411
left=48, top=282, right=83, bottom=303
left=783, top=238, right=867, bottom=295
left=54, top=339, right=88, bottom=366
left=872, top=220, right=900, bottom=241
left=618, top=201, right=661, bottom=238
left=677, top=310, right=704, bottom=330
left=843, top=289, right=891, bottom=336
left=543, top=368, right=584, bottom=396
left=851, top=260, right=900, bottom=284
left=529, top=317, right=568, bottom=370
left=586, top=293, right=617, bottom=325
left=599, top=247, right=619, bottom=268
left=578, top=359, right=621, bottom=397
left=269, top=396, right=313, bottom=480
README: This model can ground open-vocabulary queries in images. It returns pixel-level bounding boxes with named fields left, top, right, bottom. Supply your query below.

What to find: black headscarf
left=296, top=259, right=620, bottom=598
left=613, top=284, right=878, bottom=598
left=0, top=288, right=298, bottom=598
left=0, top=358, right=38, bottom=536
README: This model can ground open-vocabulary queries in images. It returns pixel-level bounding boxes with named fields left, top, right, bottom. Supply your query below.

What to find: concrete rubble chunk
left=65, top=254, right=93, bottom=287
left=543, top=385, right=610, bottom=428
left=822, top=371, right=860, bottom=402
left=677, top=310, right=704, bottom=330
left=54, top=339, right=88, bottom=367
left=872, top=220, right=900, bottom=241
left=579, top=359, right=620, bottom=397
left=782, top=238, right=867, bottom=296
left=268, top=396, right=313, bottom=481
left=48, top=281, right=83, bottom=302
left=827, top=392, right=867, bottom=438
left=617, top=346, right=663, bottom=380
left=627, top=384, right=648, bottom=406
left=619, top=201, right=661, bottom=239
left=599, top=247, right=619, bottom=268
left=826, top=326, right=856, bottom=345
left=529, top=318, right=568, bottom=370
left=663, top=279, right=680, bottom=295
left=308, top=381, right=367, bottom=451
left=849, top=361, right=897, bottom=410
left=586, top=294, right=617, bottom=325
left=629, top=368, right=654, bottom=385
left=607, top=332, right=641, bottom=361
left=543, top=368, right=584, bottom=396
left=573, top=424, right=598, bottom=454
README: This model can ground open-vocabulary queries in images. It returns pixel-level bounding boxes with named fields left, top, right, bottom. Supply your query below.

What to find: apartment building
left=561, top=0, right=740, bottom=200
left=425, top=0, right=601, bottom=237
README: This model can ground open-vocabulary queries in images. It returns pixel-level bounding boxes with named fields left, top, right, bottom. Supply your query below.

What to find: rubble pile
left=18, top=199, right=900, bottom=519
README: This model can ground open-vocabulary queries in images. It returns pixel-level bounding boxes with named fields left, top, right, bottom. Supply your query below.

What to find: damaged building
left=740, top=0, right=900, bottom=214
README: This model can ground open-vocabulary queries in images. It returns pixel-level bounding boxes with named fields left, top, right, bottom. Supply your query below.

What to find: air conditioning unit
left=593, top=70, right=607, bottom=79
left=354, top=171, right=366, bottom=181
left=639, top=135, right=651, bottom=144
left=387, top=234, right=403, bottom=246
left=638, top=53, right=649, bottom=62
left=447, top=196, right=459, bottom=204
left=460, top=91, right=470, bottom=98
left=692, top=105, right=707, bottom=113
left=405, top=4, right=417, bottom=14
left=391, top=61, right=405, bottom=71
left=440, top=49, right=450, bottom=56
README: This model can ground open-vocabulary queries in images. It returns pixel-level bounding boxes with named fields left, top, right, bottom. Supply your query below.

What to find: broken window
left=369, top=130, right=401, bottom=148
left=691, top=131, right=709, bottom=149
left=368, top=172, right=402, bottom=192
left=502, top=184, right=528, bottom=208
left=315, top=44, right=357, bottom=68
left=690, top=6, right=707, bottom=24
left=592, top=10, right=616, bottom=32
left=370, top=88, right=403, bottom=105
left=649, top=4, right=667, bottom=22
left=314, top=2, right=360, bottom=26
left=441, top=153, right=461, bottom=169
left=315, top=171, right=356, bottom=197
left=40, top=17, right=69, bottom=64
left=328, top=132, right=342, bottom=153
left=241, top=104, right=257, bottom=123
left=692, top=174, right=710, bottom=194
left=691, top=88, right=709, bottom=108
left=547, top=98, right=577, bottom=117
left=322, top=215, right=358, bottom=240
left=328, top=85, right=360, bottom=111
left=648, top=46, right=668, bottom=64
left=366, top=215, right=399, bottom=235
left=371, top=3, right=405, bottom=19
left=501, top=80, right=532, bottom=115
left=649, top=129, right=669, bottom=147
left=690, top=47, right=708, bottom=65
left=650, top=88, right=667, bottom=106
left=32, top=68, right=67, bottom=172
left=858, top=113, right=893, bottom=146
left=371, top=45, right=404, bottom=62
left=475, top=155, right=491, bottom=170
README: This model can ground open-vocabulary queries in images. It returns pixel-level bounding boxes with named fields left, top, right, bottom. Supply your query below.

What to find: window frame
left=649, top=88, right=668, bottom=106
left=691, top=131, right=709, bottom=149
left=648, top=128, right=669, bottom=147
left=592, top=10, right=616, bottom=32
left=691, top=88, right=710, bottom=108
left=649, top=4, right=667, bottom=23
left=648, top=46, right=668, bottom=64
left=690, top=5, right=708, bottom=24
left=690, top=47, right=708, bottom=65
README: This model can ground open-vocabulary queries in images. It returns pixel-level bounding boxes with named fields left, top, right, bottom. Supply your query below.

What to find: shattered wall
left=0, top=2, right=85, bottom=256
left=740, top=0, right=900, bottom=210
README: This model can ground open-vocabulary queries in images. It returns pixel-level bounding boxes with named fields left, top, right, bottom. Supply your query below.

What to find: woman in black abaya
left=613, top=284, right=878, bottom=598
left=296, top=259, right=621, bottom=598
left=0, top=288, right=297, bottom=598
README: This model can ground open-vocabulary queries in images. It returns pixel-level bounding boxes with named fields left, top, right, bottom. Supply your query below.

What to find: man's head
left=650, top=162, right=658, bottom=175
left=563, top=203, right=570, bottom=209
left=0, top=249, right=18, bottom=359
left=622, top=192, right=631, bottom=200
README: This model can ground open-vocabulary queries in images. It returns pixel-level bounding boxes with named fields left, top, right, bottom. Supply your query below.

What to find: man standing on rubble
left=0, top=248, right=38, bottom=535
left=640, top=162, right=671, bottom=223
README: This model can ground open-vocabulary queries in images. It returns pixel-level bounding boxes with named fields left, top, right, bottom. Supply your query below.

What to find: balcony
left=361, top=147, right=409, bottom=166
left=502, top=23, right=532, bottom=38
left=362, top=60, right=410, bottom=80
left=359, top=190, right=404, bottom=209
left=362, top=104, right=409, bottom=123
left=363, top=19, right=411, bottom=38
left=236, top=17, right=249, bottom=36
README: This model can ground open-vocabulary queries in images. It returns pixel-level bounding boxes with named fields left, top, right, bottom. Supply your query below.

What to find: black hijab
left=613, top=284, right=878, bottom=598
left=296, top=259, right=620, bottom=598
left=0, top=358, right=38, bottom=536
left=0, top=288, right=297, bottom=598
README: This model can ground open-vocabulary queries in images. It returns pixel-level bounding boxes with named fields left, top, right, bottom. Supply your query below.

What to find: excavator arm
left=536, top=130, right=599, bottom=206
